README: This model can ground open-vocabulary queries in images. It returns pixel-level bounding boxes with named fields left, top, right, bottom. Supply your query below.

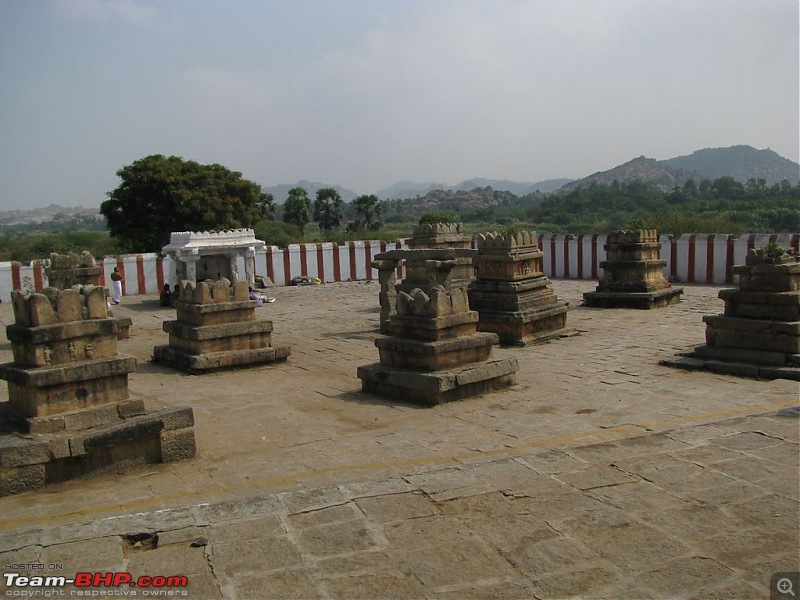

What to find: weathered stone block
left=158, top=406, right=195, bottom=431
left=0, top=463, right=46, bottom=496
left=376, top=332, right=497, bottom=371
left=160, top=428, right=197, bottom=462
left=153, top=344, right=290, bottom=374
left=357, top=358, right=518, bottom=406
left=82, top=415, right=164, bottom=453
left=0, top=436, right=51, bottom=467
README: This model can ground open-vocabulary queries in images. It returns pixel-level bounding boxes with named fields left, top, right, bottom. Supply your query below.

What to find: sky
left=0, top=0, right=798, bottom=210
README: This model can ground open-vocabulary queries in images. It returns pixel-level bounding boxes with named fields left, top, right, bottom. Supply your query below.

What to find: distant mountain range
left=263, top=145, right=798, bottom=202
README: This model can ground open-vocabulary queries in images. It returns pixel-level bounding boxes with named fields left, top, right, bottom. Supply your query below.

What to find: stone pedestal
left=583, top=229, right=683, bottom=309
left=358, top=273, right=518, bottom=406
left=663, top=249, right=800, bottom=380
left=153, top=279, right=290, bottom=374
left=0, top=286, right=195, bottom=497
left=469, top=231, right=570, bottom=345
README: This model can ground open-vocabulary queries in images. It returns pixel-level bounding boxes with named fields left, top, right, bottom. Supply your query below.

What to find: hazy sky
left=1, top=0, right=798, bottom=210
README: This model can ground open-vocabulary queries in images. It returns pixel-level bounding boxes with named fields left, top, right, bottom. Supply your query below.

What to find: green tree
left=351, top=194, right=382, bottom=230
left=313, top=188, right=343, bottom=231
left=282, top=187, right=311, bottom=233
left=257, top=192, right=277, bottom=220
left=100, top=155, right=265, bottom=252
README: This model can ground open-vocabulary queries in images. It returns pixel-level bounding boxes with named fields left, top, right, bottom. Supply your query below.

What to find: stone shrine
left=153, top=278, right=290, bottom=374
left=663, top=247, right=800, bottom=380
left=0, top=286, right=195, bottom=496
left=372, top=248, right=476, bottom=335
left=44, top=252, right=132, bottom=339
left=583, top=229, right=683, bottom=309
left=406, top=223, right=475, bottom=291
left=468, top=231, right=569, bottom=345
left=161, top=229, right=266, bottom=288
left=358, top=260, right=518, bottom=406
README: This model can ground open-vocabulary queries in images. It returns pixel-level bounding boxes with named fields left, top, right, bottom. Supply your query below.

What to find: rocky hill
left=395, top=186, right=519, bottom=212
left=559, top=145, right=799, bottom=193
left=377, top=177, right=571, bottom=200
left=0, top=204, right=102, bottom=227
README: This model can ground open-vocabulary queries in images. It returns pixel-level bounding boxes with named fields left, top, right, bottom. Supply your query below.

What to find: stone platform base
left=0, top=404, right=196, bottom=497
left=357, top=358, right=518, bottom=406
left=583, top=287, right=683, bottom=309
left=660, top=353, right=800, bottom=381
left=153, top=345, right=290, bottom=374
left=476, top=304, right=570, bottom=346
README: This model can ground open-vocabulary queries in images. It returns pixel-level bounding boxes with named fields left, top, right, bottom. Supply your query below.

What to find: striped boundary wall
left=1, top=233, right=797, bottom=298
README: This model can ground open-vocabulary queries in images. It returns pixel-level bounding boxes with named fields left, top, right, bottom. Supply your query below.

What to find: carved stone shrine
left=663, top=248, right=800, bottom=380
left=0, top=286, right=195, bottom=496
left=45, top=252, right=132, bottom=339
left=161, top=229, right=266, bottom=288
left=468, top=231, right=569, bottom=345
left=583, top=229, right=683, bottom=309
left=153, top=278, right=290, bottom=374
left=372, top=248, right=476, bottom=335
left=45, top=252, right=103, bottom=289
left=407, top=223, right=475, bottom=288
left=358, top=260, right=518, bottom=406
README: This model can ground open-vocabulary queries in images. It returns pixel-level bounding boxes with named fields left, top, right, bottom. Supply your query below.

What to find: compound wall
left=1, top=233, right=797, bottom=298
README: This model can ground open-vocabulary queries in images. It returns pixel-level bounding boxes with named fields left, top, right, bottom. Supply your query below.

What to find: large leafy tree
left=313, top=188, right=343, bottom=231
left=100, top=155, right=266, bottom=252
left=351, top=194, right=382, bottom=230
left=282, top=187, right=311, bottom=233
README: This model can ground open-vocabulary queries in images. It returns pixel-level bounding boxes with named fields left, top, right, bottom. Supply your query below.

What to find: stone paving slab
left=0, top=280, right=797, bottom=598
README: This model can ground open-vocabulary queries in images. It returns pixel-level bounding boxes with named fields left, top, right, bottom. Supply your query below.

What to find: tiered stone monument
left=583, top=229, right=683, bottom=309
left=358, top=260, right=518, bottom=406
left=468, top=231, right=569, bottom=345
left=153, top=278, right=289, bottom=374
left=0, top=286, right=195, bottom=496
left=663, top=247, right=800, bottom=380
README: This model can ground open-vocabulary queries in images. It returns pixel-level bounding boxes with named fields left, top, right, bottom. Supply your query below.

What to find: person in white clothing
left=110, top=267, right=123, bottom=304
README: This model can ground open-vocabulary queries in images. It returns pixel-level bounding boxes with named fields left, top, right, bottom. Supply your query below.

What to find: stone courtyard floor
left=0, top=279, right=797, bottom=599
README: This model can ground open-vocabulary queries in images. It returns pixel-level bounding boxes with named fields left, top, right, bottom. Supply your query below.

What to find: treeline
left=380, top=177, right=799, bottom=235
left=0, top=231, right=123, bottom=262
left=528, top=177, right=799, bottom=235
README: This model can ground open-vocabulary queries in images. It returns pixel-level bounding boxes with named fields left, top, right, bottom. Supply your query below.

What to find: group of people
left=159, top=283, right=181, bottom=307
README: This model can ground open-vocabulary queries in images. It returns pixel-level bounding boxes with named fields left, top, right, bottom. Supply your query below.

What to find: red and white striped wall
left=1, top=233, right=797, bottom=298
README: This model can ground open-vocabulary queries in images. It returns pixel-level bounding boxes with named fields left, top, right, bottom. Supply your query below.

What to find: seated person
left=249, top=286, right=264, bottom=307
left=159, top=284, right=172, bottom=307
left=171, top=284, right=180, bottom=307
